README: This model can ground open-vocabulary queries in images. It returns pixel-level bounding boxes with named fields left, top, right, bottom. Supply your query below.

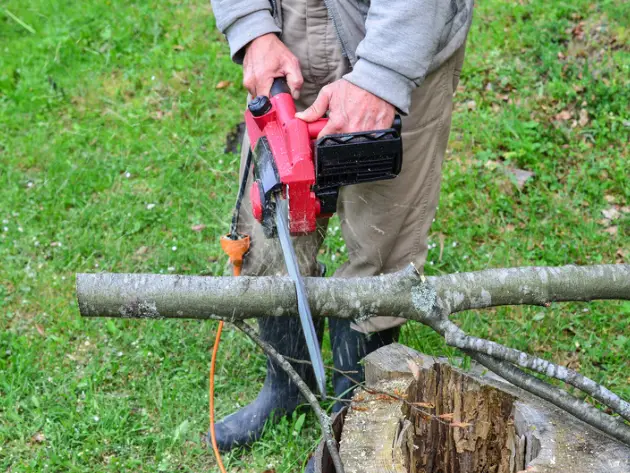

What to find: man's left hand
left=295, top=79, right=395, bottom=138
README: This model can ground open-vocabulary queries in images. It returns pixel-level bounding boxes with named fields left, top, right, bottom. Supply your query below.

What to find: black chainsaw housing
left=314, top=127, right=403, bottom=214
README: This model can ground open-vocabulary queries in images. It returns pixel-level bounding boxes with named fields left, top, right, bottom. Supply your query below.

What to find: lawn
left=0, top=0, right=628, bottom=471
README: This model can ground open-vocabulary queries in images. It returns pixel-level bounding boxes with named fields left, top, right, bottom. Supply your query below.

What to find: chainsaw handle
left=307, top=115, right=402, bottom=139
left=270, top=77, right=291, bottom=97
left=307, top=119, right=329, bottom=138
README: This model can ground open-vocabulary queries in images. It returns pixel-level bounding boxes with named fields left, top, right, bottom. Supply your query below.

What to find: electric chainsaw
left=244, top=77, right=403, bottom=396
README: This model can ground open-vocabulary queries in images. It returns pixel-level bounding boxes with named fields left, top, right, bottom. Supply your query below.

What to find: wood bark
left=77, top=264, right=630, bottom=323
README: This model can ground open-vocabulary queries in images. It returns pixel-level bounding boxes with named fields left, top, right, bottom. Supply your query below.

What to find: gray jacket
left=210, top=0, right=473, bottom=114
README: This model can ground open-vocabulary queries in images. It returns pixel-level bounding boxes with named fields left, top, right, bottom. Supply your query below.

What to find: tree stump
left=317, top=344, right=630, bottom=473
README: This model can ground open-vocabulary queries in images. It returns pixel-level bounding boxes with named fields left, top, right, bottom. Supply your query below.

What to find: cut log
left=316, top=344, right=630, bottom=473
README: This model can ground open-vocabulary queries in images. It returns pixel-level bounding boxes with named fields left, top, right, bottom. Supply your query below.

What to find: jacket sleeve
left=342, top=0, right=457, bottom=114
left=210, top=0, right=281, bottom=64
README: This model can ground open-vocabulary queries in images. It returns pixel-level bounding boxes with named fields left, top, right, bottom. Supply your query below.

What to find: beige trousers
left=237, top=0, right=466, bottom=333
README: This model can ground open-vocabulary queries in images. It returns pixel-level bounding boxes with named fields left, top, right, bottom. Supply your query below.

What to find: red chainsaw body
left=246, top=91, right=328, bottom=235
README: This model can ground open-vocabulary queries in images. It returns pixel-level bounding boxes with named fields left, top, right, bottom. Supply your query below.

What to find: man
left=208, top=0, right=473, bottom=452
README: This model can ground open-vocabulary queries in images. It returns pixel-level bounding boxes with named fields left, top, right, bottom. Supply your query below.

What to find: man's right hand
left=243, top=34, right=303, bottom=99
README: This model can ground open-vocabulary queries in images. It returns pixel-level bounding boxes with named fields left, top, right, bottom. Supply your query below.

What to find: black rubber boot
left=209, top=316, right=321, bottom=451
left=329, top=319, right=399, bottom=413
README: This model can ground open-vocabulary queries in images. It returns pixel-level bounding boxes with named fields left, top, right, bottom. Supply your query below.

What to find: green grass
left=1, top=0, right=628, bottom=471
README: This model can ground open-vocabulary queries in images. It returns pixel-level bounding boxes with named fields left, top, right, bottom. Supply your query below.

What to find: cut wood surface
left=335, top=344, right=630, bottom=473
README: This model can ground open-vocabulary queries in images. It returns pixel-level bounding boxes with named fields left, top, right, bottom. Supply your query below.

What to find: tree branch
left=232, top=321, right=345, bottom=473
left=468, top=352, right=630, bottom=446
left=444, top=328, right=630, bottom=421
left=77, top=264, right=630, bottom=322
left=76, top=267, right=424, bottom=322
left=432, top=264, right=630, bottom=315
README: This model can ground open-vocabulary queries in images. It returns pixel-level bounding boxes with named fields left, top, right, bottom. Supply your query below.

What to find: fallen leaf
left=135, top=246, right=149, bottom=256
left=31, top=432, right=46, bottom=443
left=450, top=422, right=472, bottom=428
left=35, top=324, right=45, bottom=337
left=571, top=21, right=585, bottom=40
left=262, top=470, right=276, bottom=473
left=393, top=388, right=406, bottom=398
left=173, top=44, right=185, bottom=51
left=598, top=218, right=611, bottom=227
left=173, top=419, right=190, bottom=442
left=555, top=110, right=572, bottom=121
left=155, top=110, right=173, bottom=120
left=216, top=80, right=231, bottom=89
left=604, top=194, right=617, bottom=203
left=602, top=207, right=620, bottom=220
left=411, top=402, right=435, bottom=409
left=438, top=233, right=445, bottom=261
left=374, top=394, right=396, bottom=402
left=484, top=160, right=499, bottom=171
left=578, top=109, right=589, bottom=127
left=616, top=248, right=627, bottom=263
left=466, top=100, right=476, bottom=111
left=407, top=359, right=421, bottom=381
left=172, top=71, right=190, bottom=85
left=352, top=406, right=369, bottom=412
left=191, top=224, right=206, bottom=232
left=505, top=224, right=516, bottom=232
left=604, top=226, right=618, bottom=235
left=438, top=413, right=454, bottom=421
left=557, top=351, right=581, bottom=370
left=557, top=51, right=566, bottom=60
left=620, top=206, right=630, bottom=214
left=505, top=167, right=535, bottom=190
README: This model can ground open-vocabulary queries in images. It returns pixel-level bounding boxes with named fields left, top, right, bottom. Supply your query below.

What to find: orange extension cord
left=209, top=319, right=227, bottom=473
left=209, top=235, right=250, bottom=473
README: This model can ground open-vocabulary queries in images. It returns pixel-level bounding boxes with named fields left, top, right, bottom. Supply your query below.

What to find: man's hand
left=295, top=79, right=395, bottom=138
left=243, top=34, right=303, bottom=99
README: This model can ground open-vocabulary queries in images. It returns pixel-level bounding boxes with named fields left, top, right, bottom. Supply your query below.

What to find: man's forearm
left=210, top=0, right=281, bottom=64
left=343, top=0, right=472, bottom=114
